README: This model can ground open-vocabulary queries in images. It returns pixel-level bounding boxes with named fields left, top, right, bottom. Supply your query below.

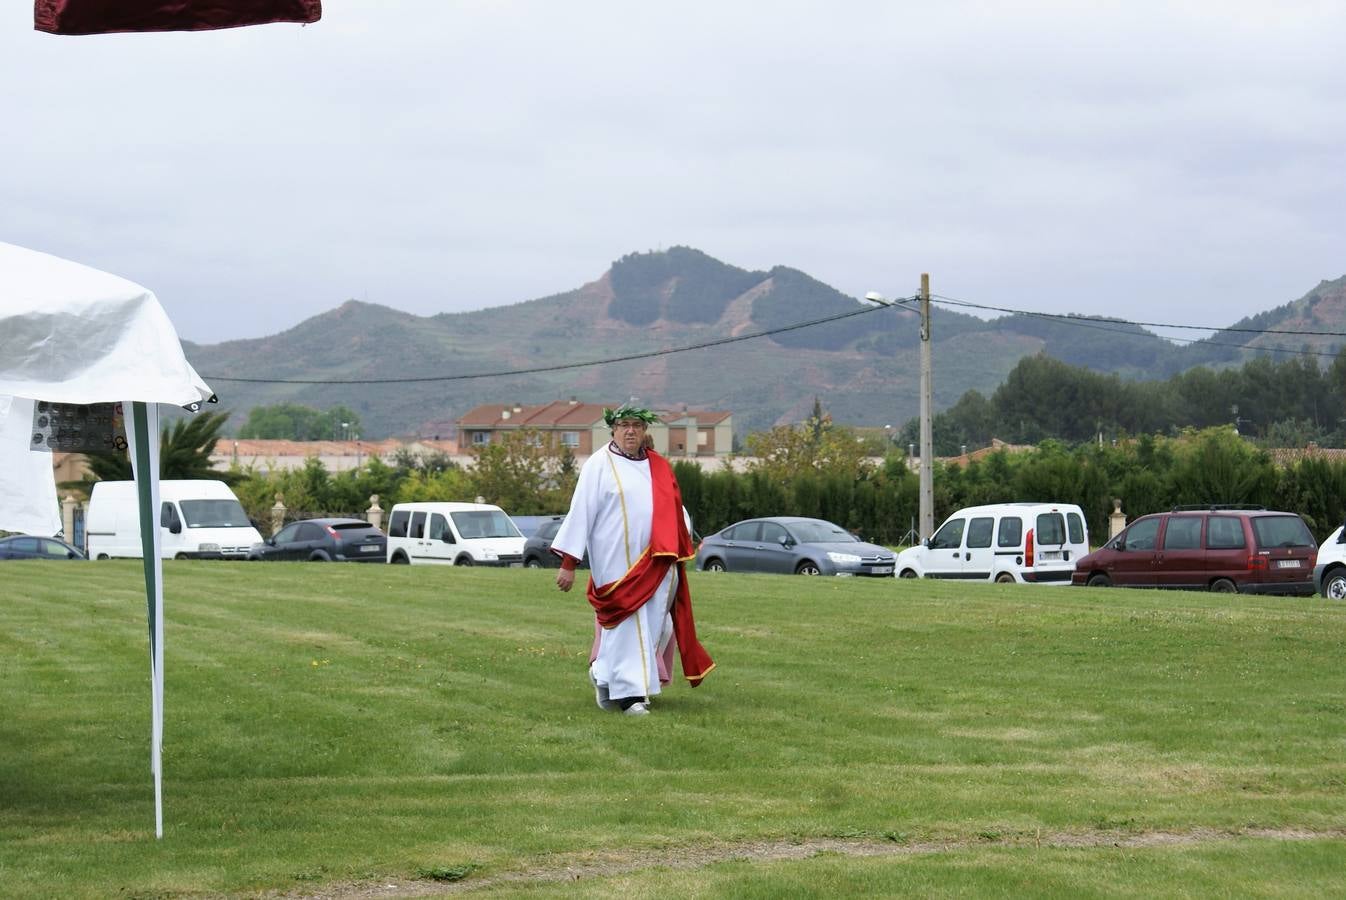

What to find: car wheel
left=995, top=572, right=1016, bottom=584
left=456, top=555, right=474, bottom=566
left=1323, top=568, right=1346, bottom=601
left=309, top=552, right=329, bottom=562
left=391, top=552, right=409, bottom=564
left=898, top=568, right=918, bottom=579
left=525, top=557, right=542, bottom=569
left=1209, top=578, right=1238, bottom=594
left=704, top=558, right=725, bottom=572
left=96, top=554, right=110, bottom=561
left=795, top=560, right=821, bottom=576
left=174, top=552, right=189, bottom=560
left=1087, top=573, right=1112, bottom=588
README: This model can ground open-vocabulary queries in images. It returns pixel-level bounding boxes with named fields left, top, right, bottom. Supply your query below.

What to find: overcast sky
left=4, top=2, right=1345, bottom=345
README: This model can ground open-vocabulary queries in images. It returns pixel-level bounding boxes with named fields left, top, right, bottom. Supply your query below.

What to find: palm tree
left=85, top=411, right=234, bottom=483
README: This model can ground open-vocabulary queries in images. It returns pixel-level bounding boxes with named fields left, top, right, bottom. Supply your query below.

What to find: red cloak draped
left=586, top=451, right=714, bottom=686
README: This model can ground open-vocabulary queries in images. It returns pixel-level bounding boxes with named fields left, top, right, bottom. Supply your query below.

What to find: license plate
left=871, top=566, right=893, bottom=575
left=1275, top=559, right=1301, bottom=568
left=360, top=545, right=380, bottom=553
left=1038, top=551, right=1062, bottom=561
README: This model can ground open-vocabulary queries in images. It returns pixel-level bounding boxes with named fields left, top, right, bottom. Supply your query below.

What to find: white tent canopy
left=0, top=241, right=214, bottom=838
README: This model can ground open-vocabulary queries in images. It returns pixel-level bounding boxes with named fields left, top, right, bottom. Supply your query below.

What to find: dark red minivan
left=1072, top=507, right=1317, bottom=595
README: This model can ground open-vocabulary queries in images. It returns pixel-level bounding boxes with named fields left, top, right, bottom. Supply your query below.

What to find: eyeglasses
left=614, top=421, right=647, bottom=430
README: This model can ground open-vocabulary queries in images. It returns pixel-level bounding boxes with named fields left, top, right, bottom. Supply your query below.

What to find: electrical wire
left=200, top=289, right=1345, bottom=386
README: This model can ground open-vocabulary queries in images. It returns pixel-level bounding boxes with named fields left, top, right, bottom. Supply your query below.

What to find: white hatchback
left=896, top=502, right=1089, bottom=584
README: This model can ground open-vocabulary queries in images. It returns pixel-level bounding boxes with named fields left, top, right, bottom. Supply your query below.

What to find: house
left=457, top=400, right=734, bottom=458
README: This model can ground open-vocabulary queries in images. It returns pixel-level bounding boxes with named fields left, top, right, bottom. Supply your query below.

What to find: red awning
left=35, top=0, right=321, bottom=35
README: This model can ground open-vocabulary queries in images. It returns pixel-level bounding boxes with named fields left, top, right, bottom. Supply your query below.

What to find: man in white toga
left=552, top=403, right=713, bottom=716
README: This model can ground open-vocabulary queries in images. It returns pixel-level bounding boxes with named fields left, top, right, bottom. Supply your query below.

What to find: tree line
left=219, top=419, right=1346, bottom=546
left=897, top=349, right=1346, bottom=453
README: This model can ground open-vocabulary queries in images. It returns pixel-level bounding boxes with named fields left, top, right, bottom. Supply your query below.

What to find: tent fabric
left=1, top=242, right=211, bottom=839
left=0, top=396, right=62, bottom=535
left=0, top=243, right=213, bottom=409
left=35, top=0, right=321, bottom=35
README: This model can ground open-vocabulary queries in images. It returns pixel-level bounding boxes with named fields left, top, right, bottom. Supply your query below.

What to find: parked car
left=1073, top=506, right=1316, bottom=594
left=385, top=501, right=525, bottom=566
left=523, top=516, right=566, bottom=568
left=895, top=502, right=1088, bottom=584
left=87, top=479, right=263, bottom=560
left=1312, top=523, right=1346, bottom=599
left=0, top=534, right=86, bottom=560
left=695, top=516, right=896, bottom=576
left=248, top=518, right=387, bottom=562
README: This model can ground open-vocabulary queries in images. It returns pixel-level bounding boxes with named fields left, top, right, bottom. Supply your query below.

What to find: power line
left=204, top=300, right=904, bottom=385
left=928, top=294, right=1346, bottom=360
left=201, top=288, right=1345, bottom=387
left=931, top=293, right=1346, bottom=337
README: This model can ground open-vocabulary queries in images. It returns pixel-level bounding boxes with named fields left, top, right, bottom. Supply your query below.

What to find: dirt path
left=275, top=826, right=1346, bottom=898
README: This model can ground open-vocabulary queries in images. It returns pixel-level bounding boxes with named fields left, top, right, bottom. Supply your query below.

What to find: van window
left=997, top=516, right=1023, bottom=548
left=388, top=510, right=409, bottom=538
left=966, top=516, right=994, bottom=549
left=451, top=510, right=522, bottom=539
left=410, top=512, right=426, bottom=539
left=429, top=513, right=453, bottom=543
left=1207, top=516, right=1245, bottom=549
left=180, top=499, right=250, bottom=528
left=1035, top=512, right=1066, bottom=545
left=1067, top=512, right=1085, bottom=545
left=1123, top=517, right=1160, bottom=550
left=930, top=518, right=965, bottom=550
left=1251, top=515, right=1315, bottom=549
left=1163, top=516, right=1202, bottom=550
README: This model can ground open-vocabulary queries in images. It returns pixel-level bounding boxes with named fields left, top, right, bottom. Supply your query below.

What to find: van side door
left=426, top=512, right=455, bottom=564
left=1153, top=514, right=1205, bottom=589
left=962, top=515, right=996, bottom=581
left=922, top=517, right=967, bottom=579
left=1109, top=516, right=1162, bottom=586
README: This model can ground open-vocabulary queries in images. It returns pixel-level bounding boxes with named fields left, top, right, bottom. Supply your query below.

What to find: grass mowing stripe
left=1, top=561, right=1343, bottom=897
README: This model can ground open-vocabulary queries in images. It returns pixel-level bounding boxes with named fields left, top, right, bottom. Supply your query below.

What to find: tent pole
left=127, top=401, right=164, bottom=839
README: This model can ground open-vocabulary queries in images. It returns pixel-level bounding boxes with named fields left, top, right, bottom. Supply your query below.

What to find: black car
left=523, top=516, right=567, bottom=568
left=0, top=534, right=86, bottom=560
left=248, top=518, right=387, bottom=562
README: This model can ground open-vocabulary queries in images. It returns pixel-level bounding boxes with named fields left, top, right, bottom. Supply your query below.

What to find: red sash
left=586, top=451, right=714, bottom=685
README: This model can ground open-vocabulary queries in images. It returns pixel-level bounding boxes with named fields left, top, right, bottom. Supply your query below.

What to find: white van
left=86, top=479, right=262, bottom=560
left=386, top=501, right=526, bottom=566
left=895, top=502, right=1089, bottom=584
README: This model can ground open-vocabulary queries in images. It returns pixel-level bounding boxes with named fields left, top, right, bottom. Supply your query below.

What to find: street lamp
left=864, top=274, right=934, bottom=541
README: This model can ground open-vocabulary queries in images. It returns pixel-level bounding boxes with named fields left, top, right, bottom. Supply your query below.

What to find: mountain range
left=182, top=247, right=1346, bottom=440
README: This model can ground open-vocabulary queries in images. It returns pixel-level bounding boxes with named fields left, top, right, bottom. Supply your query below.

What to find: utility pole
left=918, top=273, right=934, bottom=541
left=863, top=276, right=935, bottom=541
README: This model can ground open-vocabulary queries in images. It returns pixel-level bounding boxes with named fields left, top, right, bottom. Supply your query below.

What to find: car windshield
left=451, top=510, right=522, bottom=539
left=1251, top=515, right=1315, bottom=548
left=179, top=499, right=252, bottom=528
left=788, top=520, right=857, bottom=543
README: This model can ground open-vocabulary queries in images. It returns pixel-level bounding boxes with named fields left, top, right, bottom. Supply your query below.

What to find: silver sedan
left=695, top=516, right=895, bottom=576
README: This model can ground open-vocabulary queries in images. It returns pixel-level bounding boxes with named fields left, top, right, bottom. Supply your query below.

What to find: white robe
left=552, top=444, right=677, bottom=702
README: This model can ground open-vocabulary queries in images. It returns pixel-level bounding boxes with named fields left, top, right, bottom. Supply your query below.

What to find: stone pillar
left=270, top=493, right=286, bottom=536
left=366, top=494, right=383, bottom=530
left=61, top=494, right=79, bottom=541
left=1108, top=499, right=1127, bottom=540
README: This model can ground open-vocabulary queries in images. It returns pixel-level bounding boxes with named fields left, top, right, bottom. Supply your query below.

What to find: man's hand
left=556, top=567, right=575, bottom=592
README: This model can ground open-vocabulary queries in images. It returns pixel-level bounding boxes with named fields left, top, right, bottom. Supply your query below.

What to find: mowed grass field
left=2, top=560, right=1344, bottom=898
